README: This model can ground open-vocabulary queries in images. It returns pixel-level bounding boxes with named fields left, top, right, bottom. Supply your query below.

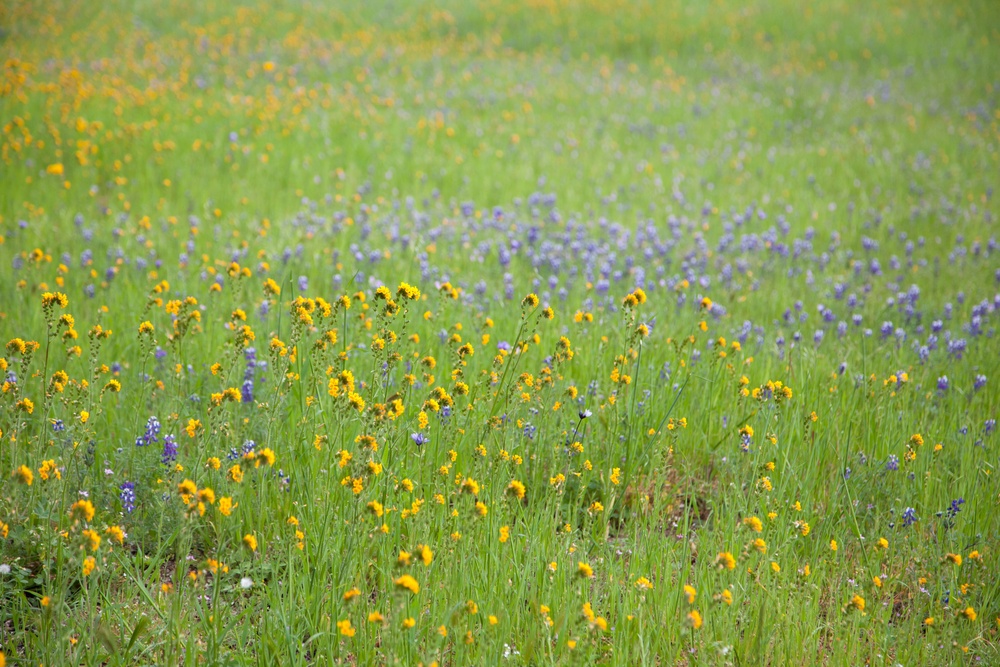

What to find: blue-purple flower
left=135, top=416, right=161, bottom=447
left=120, top=481, right=136, bottom=514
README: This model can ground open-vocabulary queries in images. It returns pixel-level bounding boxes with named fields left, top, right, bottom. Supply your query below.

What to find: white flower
left=0, top=564, right=11, bottom=575
left=240, top=577, right=253, bottom=589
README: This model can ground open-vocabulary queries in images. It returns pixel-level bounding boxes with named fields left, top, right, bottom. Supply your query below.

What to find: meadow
left=1, top=0, right=999, bottom=664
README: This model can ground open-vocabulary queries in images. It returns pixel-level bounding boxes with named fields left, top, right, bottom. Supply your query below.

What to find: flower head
left=394, top=574, right=420, bottom=594
left=70, top=499, right=95, bottom=522
left=716, top=552, right=736, bottom=570
left=13, top=465, right=34, bottom=486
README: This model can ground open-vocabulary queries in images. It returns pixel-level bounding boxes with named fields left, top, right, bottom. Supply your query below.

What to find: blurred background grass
left=2, top=0, right=998, bottom=237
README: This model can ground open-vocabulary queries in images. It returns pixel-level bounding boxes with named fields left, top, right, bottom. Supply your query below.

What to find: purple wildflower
left=135, top=416, right=161, bottom=447
left=161, top=434, right=178, bottom=466
left=120, top=481, right=136, bottom=514
left=946, top=498, right=964, bottom=518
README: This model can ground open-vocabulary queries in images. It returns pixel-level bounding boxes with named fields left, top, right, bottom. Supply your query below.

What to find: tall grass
left=1, top=0, right=998, bottom=664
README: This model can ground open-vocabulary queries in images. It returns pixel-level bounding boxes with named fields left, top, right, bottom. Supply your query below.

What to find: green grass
left=1, top=0, right=999, bottom=665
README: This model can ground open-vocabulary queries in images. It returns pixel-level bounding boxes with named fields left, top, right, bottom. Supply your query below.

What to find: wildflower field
left=2, top=0, right=1000, bottom=664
